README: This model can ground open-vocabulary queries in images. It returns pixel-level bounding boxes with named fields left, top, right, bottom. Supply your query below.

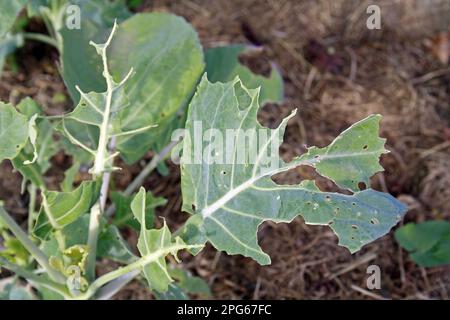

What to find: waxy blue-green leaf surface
left=180, top=76, right=407, bottom=264
left=395, top=221, right=450, bottom=267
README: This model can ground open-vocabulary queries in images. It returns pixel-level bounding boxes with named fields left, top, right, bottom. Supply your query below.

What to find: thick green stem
left=74, top=243, right=203, bottom=300
left=0, top=207, right=65, bottom=283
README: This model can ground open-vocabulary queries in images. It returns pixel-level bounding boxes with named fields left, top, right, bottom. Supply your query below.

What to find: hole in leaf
left=221, top=170, right=227, bottom=175
left=328, top=221, right=334, bottom=225
left=351, top=225, right=358, bottom=229
left=191, top=204, right=196, bottom=212
left=271, top=164, right=312, bottom=185
left=363, top=144, right=368, bottom=150
left=370, top=218, right=379, bottom=225
left=358, top=182, right=366, bottom=190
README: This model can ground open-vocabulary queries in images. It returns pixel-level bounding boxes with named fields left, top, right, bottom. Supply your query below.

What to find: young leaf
left=33, top=181, right=99, bottom=239
left=180, top=76, right=407, bottom=265
left=41, top=215, right=136, bottom=265
left=131, top=188, right=201, bottom=292
left=0, top=0, right=27, bottom=38
left=395, top=221, right=450, bottom=267
left=111, top=191, right=167, bottom=230
left=205, top=44, right=284, bottom=104
left=0, top=102, right=29, bottom=161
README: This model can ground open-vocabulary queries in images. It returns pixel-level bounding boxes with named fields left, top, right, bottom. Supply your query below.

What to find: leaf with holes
left=180, top=76, right=407, bottom=265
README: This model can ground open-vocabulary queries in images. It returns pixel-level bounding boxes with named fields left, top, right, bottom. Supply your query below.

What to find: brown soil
left=1, top=0, right=449, bottom=299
